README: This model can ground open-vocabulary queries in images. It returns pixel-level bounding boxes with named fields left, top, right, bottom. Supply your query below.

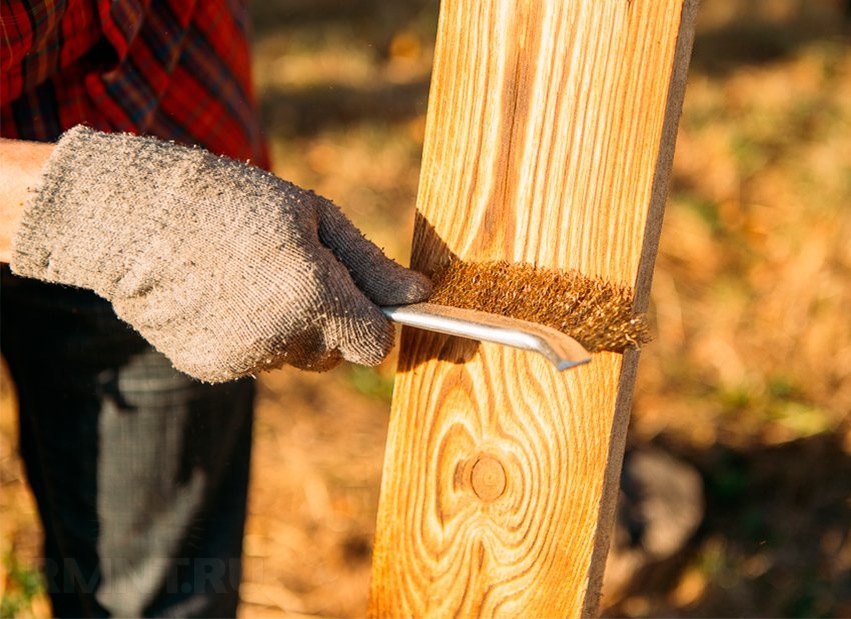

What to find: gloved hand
left=11, top=126, right=431, bottom=382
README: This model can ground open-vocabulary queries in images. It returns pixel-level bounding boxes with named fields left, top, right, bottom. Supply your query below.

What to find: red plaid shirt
left=0, top=0, right=269, bottom=166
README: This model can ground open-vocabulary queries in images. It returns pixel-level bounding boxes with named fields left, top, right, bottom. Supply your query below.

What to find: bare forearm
left=0, top=138, right=55, bottom=263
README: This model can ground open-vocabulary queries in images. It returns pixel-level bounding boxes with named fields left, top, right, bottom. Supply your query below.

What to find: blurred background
left=2, top=0, right=849, bottom=617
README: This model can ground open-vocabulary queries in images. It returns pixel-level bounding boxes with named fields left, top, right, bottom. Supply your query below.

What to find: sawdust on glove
left=11, top=126, right=431, bottom=382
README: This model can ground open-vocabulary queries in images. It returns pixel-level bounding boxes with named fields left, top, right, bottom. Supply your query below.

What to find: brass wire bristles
left=428, top=260, right=650, bottom=353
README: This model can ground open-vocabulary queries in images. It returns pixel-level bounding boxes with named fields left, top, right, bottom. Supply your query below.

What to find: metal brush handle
left=381, top=302, right=591, bottom=371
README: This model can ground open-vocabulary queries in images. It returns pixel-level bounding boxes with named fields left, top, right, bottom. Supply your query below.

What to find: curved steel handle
left=381, top=302, right=591, bottom=371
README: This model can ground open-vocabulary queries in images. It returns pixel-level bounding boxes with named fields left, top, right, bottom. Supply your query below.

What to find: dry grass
left=2, top=0, right=850, bottom=617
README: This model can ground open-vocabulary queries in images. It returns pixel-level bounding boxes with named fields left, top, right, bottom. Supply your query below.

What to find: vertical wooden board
left=370, top=0, right=698, bottom=616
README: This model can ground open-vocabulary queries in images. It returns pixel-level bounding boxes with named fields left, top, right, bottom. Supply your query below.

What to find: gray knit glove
left=11, top=126, right=431, bottom=382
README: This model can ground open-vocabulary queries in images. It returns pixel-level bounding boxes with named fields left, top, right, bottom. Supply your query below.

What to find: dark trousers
left=1, top=266, right=255, bottom=617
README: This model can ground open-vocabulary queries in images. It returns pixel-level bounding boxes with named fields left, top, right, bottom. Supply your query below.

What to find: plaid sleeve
left=0, top=0, right=101, bottom=103
left=1, top=0, right=268, bottom=168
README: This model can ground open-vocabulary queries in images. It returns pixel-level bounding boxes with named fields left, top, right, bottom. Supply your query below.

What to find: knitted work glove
left=11, top=126, right=432, bottom=382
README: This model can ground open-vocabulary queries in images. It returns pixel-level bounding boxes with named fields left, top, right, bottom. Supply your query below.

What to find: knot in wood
left=470, top=455, right=507, bottom=502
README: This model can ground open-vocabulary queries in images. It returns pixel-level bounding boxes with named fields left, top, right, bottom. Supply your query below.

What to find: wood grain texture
left=369, top=0, right=698, bottom=616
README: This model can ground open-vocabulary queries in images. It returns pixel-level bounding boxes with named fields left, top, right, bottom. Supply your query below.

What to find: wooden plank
left=369, top=0, right=698, bottom=616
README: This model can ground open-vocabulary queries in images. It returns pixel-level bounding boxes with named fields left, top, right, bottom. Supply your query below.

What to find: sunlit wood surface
left=369, top=0, right=698, bottom=616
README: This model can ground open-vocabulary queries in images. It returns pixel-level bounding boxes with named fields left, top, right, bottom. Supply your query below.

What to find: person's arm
left=0, top=138, right=55, bottom=263
left=5, top=126, right=431, bottom=381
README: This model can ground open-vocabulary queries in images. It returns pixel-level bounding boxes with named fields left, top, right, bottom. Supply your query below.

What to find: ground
left=2, top=0, right=850, bottom=617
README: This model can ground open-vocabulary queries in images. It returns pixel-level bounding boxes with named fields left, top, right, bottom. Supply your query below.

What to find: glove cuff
left=12, top=126, right=140, bottom=294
